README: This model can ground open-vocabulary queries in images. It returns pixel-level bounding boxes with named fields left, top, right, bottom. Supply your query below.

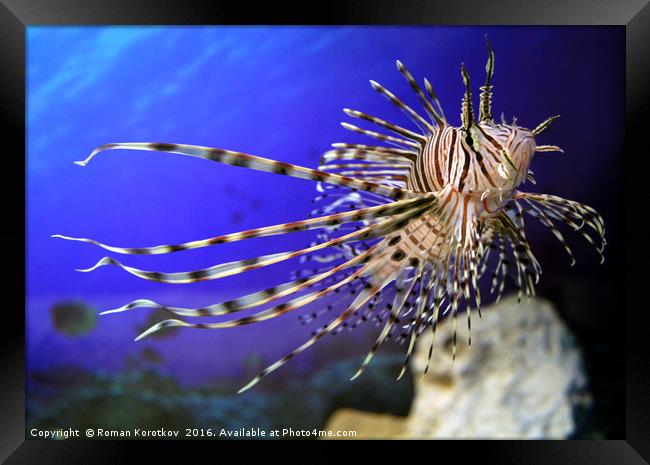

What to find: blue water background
left=27, top=26, right=624, bottom=387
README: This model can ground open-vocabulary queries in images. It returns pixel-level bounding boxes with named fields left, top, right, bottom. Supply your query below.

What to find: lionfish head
left=488, top=122, right=537, bottom=189
left=459, top=36, right=563, bottom=191
left=491, top=113, right=564, bottom=189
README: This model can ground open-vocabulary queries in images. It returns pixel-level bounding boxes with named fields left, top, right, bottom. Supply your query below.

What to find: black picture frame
left=2, top=0, right=648, bottom=462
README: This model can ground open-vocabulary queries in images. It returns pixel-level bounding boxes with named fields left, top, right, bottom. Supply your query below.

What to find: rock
left=323, top=295, right=591, bottom=439
left=323, top=408, right=407, bottom=439
left=406, top=295, right=590, bottom=438
left=50, top=301, right=97, bottom=337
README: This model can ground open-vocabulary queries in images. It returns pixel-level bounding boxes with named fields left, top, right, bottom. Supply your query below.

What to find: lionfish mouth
left=55, top=36, right=606, bottom=393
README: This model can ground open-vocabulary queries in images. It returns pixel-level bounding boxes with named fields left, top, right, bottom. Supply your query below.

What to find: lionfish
left=55, top=38, right=605, bottom=393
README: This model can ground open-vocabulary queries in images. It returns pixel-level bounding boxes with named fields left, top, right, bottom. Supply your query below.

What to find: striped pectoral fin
left=75, top=237, right=345, bottom=285
left=298, top=274, right=368, bottom=326
left=423, top=280, right=448, bottom=375
left=76, top=252, right=288, bottom=284
left=100, top=280, right=304, bottom=317
left=508, top=237, right=536, bottom=299
left=237, top=264, right=398, bottom=393
left=135, top=260, right=374, bottom=342
left=506, top=237, right=526, bottom=302
left=515, top=191, right=605, bottom=263
left=494, top=211, right=541, bottom=297
left=351, top=264, right=421, bottom=381
left=469, top=250, right=483, bottom=317
left=75, top=142, right=416, bottom=201
left=532, top=193, right=605, bottom=240
left=512, top=202, right=543, bottom=283
left=460, top=252, right=476, bottom=332
left=397, top=269, right=432, bottom=380
left=103, top=243, right=381, bottom=318
left=77, top=198, right=436, bottom=285
left=492, top=215, right=531, bottom=302
left=490, top=234, right=508, bottom=303
left=448, top=253, right=464, bottom=361
left=52, top=195, right=428, bottom=255
left=494, top=237, right=509, bottom=302
left=523, top=200, right=576, bottom=266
